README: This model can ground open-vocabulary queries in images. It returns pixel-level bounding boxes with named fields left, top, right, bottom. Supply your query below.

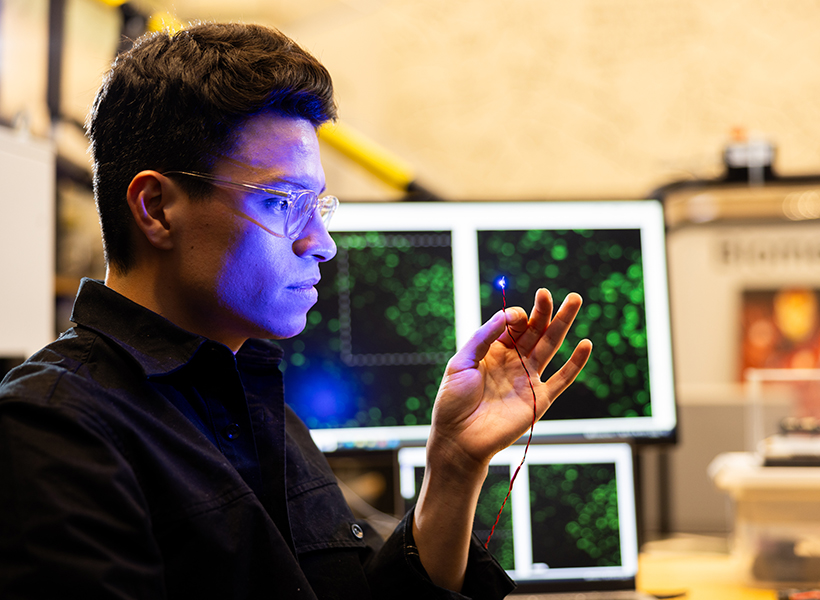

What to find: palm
left=430, top=289, right=592, bottom=467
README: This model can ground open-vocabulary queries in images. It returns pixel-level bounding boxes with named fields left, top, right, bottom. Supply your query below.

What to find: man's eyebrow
left=259, top=176, right=326, bottom=195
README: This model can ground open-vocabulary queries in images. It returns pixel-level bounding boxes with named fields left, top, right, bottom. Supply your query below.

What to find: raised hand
left=412, top=288, right=592, bottom=592
left=429, top=287, right=593, bottom=476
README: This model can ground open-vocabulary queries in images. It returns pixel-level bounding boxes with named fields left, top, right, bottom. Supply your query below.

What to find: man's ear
left=126, top=171, right=176, bottom=250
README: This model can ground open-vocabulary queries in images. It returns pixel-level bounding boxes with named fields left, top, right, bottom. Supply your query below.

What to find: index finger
left=501, top=288, right=554, bottom=356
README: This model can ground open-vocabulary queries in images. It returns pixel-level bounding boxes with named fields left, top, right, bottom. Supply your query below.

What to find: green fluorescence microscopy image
left=529, top=462, right=621, bottom=568
left=409, top=464, right=516, bottom=571
left=477, top=229, right=650, bottom=421
left=473, top=465, right=516, bottom=570
left=279, top=231, right=456, bottom=430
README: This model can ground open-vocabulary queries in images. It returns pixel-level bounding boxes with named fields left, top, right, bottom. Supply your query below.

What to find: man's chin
left=261, top=318, right=307, bottom=341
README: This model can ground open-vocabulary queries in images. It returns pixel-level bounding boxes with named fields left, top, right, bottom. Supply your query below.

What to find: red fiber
left=484, top=283, right=538, bottom=549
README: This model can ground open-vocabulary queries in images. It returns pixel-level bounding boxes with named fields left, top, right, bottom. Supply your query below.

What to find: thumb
left=447, top=310, right=508, bottom=372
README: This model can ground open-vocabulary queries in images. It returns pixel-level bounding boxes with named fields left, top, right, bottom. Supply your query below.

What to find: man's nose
left=293, top=209, right=337, bottom=262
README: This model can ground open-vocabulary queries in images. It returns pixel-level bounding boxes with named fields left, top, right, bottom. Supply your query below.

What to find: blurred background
left=8, top=1, right=820, bottom=201
left=5, top=0, right=820, bottom=551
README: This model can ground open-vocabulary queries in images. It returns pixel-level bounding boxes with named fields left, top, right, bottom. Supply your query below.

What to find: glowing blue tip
left=497, top=276, right=506, bottom=290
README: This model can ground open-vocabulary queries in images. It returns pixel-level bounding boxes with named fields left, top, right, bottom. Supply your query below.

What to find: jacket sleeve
left=365, top=508, right=516, bottom=600
left=0, top=393, right=166, bottom=600
left=284, top=403, right=515, bottom=599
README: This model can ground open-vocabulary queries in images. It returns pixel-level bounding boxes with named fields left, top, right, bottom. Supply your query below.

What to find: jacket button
left=350, top=523, right=364, bottom=539
left=223, top=423, right=241, bottom=440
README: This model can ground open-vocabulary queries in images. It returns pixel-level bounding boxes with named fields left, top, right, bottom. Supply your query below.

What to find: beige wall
left=287, top=0, right=820, bottom=200
left=4, top=1, right=820, bottom=201
left=0, top=0, right=51, bottom=136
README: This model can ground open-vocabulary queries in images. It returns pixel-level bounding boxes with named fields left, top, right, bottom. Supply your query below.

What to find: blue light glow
left=288, top=370, right=359, bottom=428
left=311, top=386, right=341, bottom=419
left=496, top=276, right=507, bottom=290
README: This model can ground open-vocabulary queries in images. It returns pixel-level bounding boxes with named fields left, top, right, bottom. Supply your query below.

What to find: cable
left=485, top=277, right=538, bottom=549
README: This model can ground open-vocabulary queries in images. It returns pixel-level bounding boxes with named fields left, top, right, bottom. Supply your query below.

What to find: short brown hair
left=87, top=22, right=337, bottom=273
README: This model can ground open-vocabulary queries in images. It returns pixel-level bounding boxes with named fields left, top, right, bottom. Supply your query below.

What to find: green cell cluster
left=339, top=232, right=455, bottom=357
left=361, top=363, right=449, bottom=427
left=413, top=465, right=517, bottom=570
left=280, top=231, right=456, bottom=429
left=529, top=462, right=621, bottom=568
left=473, top=466, right=516, bottom=570
left=477, top=228, right=651, bottom=421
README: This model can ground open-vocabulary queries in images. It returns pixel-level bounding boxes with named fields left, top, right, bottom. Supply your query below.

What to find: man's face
left=172, top=113, right=337, bottom=349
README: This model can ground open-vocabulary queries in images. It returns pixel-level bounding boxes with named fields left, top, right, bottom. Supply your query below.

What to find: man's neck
left=105, top=265, right=248, bottom=354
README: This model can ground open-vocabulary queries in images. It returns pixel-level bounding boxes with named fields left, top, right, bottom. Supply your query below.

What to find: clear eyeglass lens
left=318, top=197, right=338, bottom=225
left=284, top=190, right=320, bottom=238
left=164, top=171, right=333, bottom=239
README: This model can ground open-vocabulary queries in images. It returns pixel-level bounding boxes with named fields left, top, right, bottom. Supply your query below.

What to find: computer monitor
left=397, top=442, right=640, bottom=593
left=278, top=200, right=677, bottom=451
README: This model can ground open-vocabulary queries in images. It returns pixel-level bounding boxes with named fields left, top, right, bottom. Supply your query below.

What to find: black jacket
left=0, top=279, right=513, bottom=599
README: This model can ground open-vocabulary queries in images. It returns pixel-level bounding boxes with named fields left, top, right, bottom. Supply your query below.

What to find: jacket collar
left=70, top=278, right=283, bottom=377
left=71, top=278, right=209, bottom=377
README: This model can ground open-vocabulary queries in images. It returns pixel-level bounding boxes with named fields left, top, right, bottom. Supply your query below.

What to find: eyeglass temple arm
left=163, top=171, right=290, bottom=198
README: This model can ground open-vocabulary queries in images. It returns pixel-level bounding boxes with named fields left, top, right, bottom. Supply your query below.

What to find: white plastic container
left=710, top=452, right=820, bottom=587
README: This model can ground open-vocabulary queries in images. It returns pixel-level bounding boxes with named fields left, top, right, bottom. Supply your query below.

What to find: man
left=0, top=22, right=592, bottom=599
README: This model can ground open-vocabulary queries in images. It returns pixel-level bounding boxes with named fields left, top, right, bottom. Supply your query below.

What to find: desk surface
left=638, top=552, right=776, bottom=600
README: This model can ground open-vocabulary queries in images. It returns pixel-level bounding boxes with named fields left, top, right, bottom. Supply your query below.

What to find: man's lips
left=288, top=277, right=320, bottom=290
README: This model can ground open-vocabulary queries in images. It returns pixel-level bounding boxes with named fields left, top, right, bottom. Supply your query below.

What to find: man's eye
left=264, top=197, right=292, bottom=213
